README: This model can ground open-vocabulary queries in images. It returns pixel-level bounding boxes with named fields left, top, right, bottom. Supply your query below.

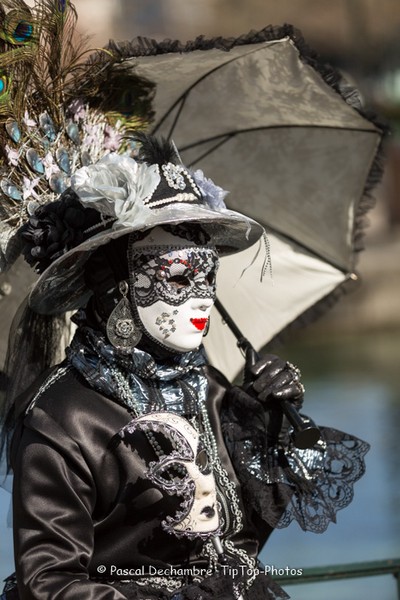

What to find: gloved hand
left=242, top=353, right=306, bottom=444
left=225, top=354, right=306, bottom=441
left=244, top=354, right=304, bottom=410
left=225, top=353, right=319, bottom=448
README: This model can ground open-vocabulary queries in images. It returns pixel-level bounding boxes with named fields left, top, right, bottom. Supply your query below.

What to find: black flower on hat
left=19, top=189, right=100, bottom=273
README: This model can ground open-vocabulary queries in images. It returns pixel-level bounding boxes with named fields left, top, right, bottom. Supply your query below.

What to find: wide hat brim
left=28, top=201, right=264, bottom=315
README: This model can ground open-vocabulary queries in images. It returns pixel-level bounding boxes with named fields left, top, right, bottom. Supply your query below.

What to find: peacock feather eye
left=0, top=10, right=34, bottom=45
left=13, top=21, right=32, bottom=43
left=0, top=69, right=11, bottom=103
left=56, top=0, right=68, bottom=13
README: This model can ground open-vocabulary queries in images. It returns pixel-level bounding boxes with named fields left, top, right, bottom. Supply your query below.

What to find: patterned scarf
left=66, top=310, right=209, bottom=416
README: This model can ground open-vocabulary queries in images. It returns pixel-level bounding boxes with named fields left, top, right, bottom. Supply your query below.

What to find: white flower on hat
left=71, top=153, right=161, bottom=226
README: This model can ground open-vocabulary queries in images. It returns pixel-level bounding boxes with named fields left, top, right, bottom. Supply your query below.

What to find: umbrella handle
left=214, top=298, right=320, bottom=449
left=244, top=345, right=321, bottom=449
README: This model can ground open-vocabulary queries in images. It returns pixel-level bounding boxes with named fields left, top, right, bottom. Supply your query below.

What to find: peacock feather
left=0, top=0, right=155, bottom=271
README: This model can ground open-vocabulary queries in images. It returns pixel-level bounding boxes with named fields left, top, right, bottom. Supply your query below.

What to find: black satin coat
left=10, top=365, right=273, bottom=600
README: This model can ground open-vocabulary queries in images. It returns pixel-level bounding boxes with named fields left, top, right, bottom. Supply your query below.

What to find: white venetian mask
left=130, top=228, right=219, bottom=352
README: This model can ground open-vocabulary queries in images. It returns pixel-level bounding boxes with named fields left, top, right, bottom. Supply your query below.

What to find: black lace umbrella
left=111, top=26, right=384, bottom=380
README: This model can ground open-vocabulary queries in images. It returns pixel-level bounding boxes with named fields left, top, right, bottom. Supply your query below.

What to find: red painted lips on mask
left=190, top=318, right=208, bottom=331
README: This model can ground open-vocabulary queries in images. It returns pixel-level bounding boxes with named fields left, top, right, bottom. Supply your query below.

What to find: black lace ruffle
left=276, top=428, right=369, bottom=532
left=223, top=410, right=370, bottom=533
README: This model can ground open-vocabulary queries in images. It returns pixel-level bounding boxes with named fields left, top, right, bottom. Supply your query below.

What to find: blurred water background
left=2, top=0, right=400, bottom=597
left=260, top=330, right=400, bottom=599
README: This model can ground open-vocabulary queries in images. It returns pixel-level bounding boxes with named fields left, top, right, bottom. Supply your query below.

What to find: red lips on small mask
left=190, top=318, right=208, bottom=331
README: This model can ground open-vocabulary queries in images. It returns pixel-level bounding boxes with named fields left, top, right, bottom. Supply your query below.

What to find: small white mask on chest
left=123, top=412, right=220, bottom=539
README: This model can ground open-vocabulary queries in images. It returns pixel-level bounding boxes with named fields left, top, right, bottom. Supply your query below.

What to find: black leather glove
left=243, top=354, right=305, bottom=444
left=245, top=354, right=304, bottom=410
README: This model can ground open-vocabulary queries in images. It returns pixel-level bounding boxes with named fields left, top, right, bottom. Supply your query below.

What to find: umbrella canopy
left=110, top=26, right=384, bottom=380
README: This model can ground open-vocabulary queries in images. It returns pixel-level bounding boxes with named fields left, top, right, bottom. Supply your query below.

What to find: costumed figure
left=0, top=2, right=377, bottom=599
left=1, top=133, right=369, bottom=599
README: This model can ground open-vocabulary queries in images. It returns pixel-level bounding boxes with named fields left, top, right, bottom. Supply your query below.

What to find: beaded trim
left=25, top=365, right=71, bottom=413
left=82, top=214, right=116, bottom=236
left=143, top=192, right=200, bottom=208
left=109, top=366, right=145, bottom=415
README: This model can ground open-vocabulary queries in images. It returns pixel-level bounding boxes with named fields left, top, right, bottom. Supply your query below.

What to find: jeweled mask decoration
left=129, top=228, right=219, bottom=352
left=121, top=412, right=220, bottom=539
